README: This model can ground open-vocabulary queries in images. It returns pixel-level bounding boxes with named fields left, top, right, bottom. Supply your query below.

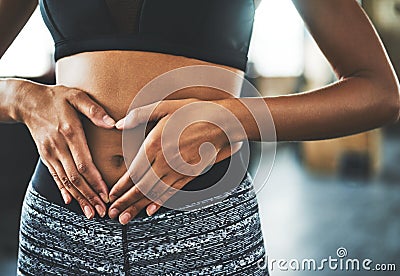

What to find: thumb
left=67, top=90, right=116, bottom=128
left=115, top=101, right=168, bottom=129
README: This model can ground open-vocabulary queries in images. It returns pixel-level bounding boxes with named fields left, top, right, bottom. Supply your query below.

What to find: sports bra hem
left=53, top=35, right=248, bottom=71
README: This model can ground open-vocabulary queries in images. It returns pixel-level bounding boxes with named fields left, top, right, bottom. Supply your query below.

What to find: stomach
left=56, top=50, right=244, bottom=188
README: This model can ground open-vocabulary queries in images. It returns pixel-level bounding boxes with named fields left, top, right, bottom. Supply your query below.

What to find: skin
left=55, top=51, right=244, bottom=220
left=0, top=0, right=399, bottom=225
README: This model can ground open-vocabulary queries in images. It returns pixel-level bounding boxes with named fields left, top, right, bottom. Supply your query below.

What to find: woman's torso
left=41, top=0, right=255, bottom=187
left=56, top=51, right=244, bottom=187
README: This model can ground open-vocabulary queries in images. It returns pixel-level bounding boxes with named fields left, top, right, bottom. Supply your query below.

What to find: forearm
left=0, top=78, right=30, bottom=123
left=218, top=74, right=400, bottom=142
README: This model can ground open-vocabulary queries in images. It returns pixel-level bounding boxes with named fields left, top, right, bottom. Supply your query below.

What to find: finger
left=116, top=98, right=200, bottom=129
left=115, top=101, right=166, bottom=129
left=129, top=138, right=154, bottom=178
left=144, top=173, right=189, bottom=216
left=118, top=197, right=153, bottom=225
left=112, top=140, right=153, bottom=198
left=147, top=177, right=193, bottom=216
left=132, top=154, right=168, bottom=198
left=146, top=203, right=161, bottom=217
left=108, top=172, right=132, bottom=203
left=51, top=159, right=96, bottom=219
left=109, top=151, right=166, bottom=208
left=60, top=119, right=109, bottom=203
left=109, top=162, right=177, bottom=218
left=108, top=185, right=146, bottom=220
left=46, top=163, right=72, bottom=204
left=121, top=115, right=167, bottom=192
left=109, top=111, right=162, bottom=202
left=57, top=148, right=107, bottom=218
left=67, top=90, right=116, bottom=128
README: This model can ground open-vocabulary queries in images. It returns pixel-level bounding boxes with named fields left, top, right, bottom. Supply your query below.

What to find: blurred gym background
left=1, top=1, right=400, bottom=275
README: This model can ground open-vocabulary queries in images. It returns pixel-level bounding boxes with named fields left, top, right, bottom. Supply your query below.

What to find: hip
left=19, top=171, right=269, bottom=275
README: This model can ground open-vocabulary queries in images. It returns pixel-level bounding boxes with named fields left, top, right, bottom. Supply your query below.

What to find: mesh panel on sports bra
left=105, top=0, right=144, bottom=34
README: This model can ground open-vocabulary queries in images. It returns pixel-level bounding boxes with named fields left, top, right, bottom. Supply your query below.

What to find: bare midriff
left=56, top=50, right=244, bottom=188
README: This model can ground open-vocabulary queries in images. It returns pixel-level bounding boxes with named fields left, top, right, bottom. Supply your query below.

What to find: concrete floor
left=1, top=140, right=399, bottom=275
left=257, top=140, right=400, bottom=276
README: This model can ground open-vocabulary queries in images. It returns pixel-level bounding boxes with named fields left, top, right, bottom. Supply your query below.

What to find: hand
left=108, top=98, right=237, bottom=224
left=16, top=80, right=116, bottom=219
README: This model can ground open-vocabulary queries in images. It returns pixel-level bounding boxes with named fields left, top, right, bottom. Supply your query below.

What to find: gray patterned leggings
left=17, top=173, right=269, bottom=275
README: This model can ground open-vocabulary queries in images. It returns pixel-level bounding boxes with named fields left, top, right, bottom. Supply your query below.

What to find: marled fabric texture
left=17, top=173, right=269, bottom=275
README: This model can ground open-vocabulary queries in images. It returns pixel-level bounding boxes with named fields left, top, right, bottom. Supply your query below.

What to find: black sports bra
left=39, top=0, right=256, bottom=71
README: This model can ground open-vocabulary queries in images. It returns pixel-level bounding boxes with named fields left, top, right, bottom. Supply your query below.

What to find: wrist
left=213, top=97, right=275, bottom=142
left=212, top=98, right=250, bottom=143
left=0, top=78, right=25, bottom=122
left=4, top=78, right=43, bottom=123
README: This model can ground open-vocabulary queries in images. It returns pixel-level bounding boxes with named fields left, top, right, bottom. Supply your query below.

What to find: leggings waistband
left=31, top=149, right=248, bottom=218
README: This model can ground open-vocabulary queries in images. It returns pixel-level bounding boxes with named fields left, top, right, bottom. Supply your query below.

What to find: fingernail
left=147, top=204, right=157, bottom=216
left=100, top=193, right=109, bottom=203
left=109, top=195, right=117, bottom=203
left=103, top=115, right=115, bottom=127
left=109, top=208, right=119, bottom=219
left=120, top=212, right=131, bottom=225
left=84, top=206, right=93, bottom=219
left=115, top=119, right=124, bottom=129
left=95, top=205, right=106, bottom=217
left=61, top=191, right=69, bottom=204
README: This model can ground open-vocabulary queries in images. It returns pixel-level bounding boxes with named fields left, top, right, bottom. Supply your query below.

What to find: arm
left=0, top=0, right=37, bottom=121
left=0, top=0, right=37, bottom=58
left=116, top=0, right=400, bottom=143
left=107, top=0, right=400, bottom=223
left=222, top=0, right=400, bottom=141
left=0, top=0, right=115, bottom=218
